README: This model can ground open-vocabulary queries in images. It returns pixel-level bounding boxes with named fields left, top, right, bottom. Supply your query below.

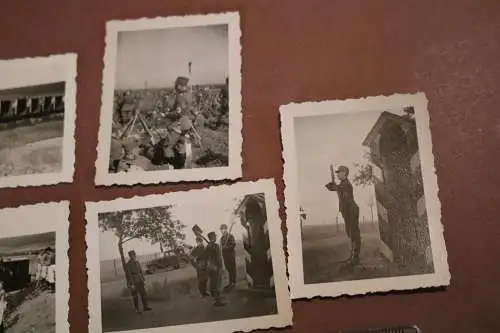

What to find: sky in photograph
left=99, top=195, right=246, bottom=261
left=295, top=108, right=405, bottom=226
left=115, top=24, right=229, bottom=90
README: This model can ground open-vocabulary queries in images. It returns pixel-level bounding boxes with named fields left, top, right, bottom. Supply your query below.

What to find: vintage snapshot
left=281, top=93, right=450, bottom=299
left=0, top=54, right=77, bottom=188
left=0, top=201, right=70, bottom=333
left=95, top=12, right=242, bottom=185
left=86, top=179, right=292, bottom=333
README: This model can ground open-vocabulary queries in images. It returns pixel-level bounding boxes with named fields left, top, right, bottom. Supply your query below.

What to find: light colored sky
left=99, top=195, right=245, bottom=261
left=0, top=205, right=58, bottom=237
left=115, top=24, right=228, bottom=90
left=295, top=108, right=405, bottom=225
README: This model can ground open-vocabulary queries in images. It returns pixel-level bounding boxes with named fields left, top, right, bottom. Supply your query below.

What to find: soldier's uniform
left=125, top=251, right=151, bottom=313
left=220, top=225, right=237, bottom=289
left=325, top=165, right=361, bottom=264
left=190, top=240, right=209, bottom=297
left=161, top=76, right=198, bottom=169
left=204, top=232, right=226, bottom=306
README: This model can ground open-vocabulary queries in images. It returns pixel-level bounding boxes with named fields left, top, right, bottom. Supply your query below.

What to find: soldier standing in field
left=220, top=223, right=236, bottom=290
left=125, top=250, right=152, bottom=314
left=190, top=237, right=209, bottom=297
left=204, top=232, right=227, bottom=307
left=325, top=165, right=362, bottom=266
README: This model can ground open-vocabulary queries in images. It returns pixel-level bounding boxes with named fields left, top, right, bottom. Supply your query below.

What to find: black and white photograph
left=0, top=54, right=77, bottom=188
left=95, top=12, right=242, bottom=185
left=86, top=179, right=292, bottom=333
left=0, top=202, right=69, bottom=333
left=281, top=93, right=450, bottom=299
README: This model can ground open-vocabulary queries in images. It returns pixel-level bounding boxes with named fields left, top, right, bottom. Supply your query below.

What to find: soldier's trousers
left=196, top=269, right=208, bottom=295
left=223, top=253, right=237, bottom=285
left=131, top=282, right=149, bottom=310
left=343, top=208, right=361, bottom=254
left=208, top=270, right=222, bottom=298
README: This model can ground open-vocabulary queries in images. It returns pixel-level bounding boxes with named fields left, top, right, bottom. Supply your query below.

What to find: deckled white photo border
left=0, top=201, right=70, bottom=332
left=280, top=93, right=450, bottom=299
left=95, top=11, right=242, bottom=186
left=85, top=179, right=292, bottom=333
left=0, top=54, right=77, bottom=188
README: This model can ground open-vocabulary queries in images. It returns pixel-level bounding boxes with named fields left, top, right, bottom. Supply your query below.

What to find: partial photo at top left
left=0, top=54, right=77, bottom=189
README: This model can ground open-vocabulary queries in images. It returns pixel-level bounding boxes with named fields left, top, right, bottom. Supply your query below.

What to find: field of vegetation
left=113, top=84, right=229, bottom=169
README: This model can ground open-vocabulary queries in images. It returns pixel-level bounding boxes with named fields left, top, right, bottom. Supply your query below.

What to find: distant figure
left=40, top=247, right=52, bottom=288
left=0, top=280, right=6, bottom=333
left=47, top=248, right=56, bottom=293
left=125, top=250, right=152, bottom=314
left=204, top=232, right=226, bottom=307
left=190, top=237, right=209, bottom=297
left=220, top=224, right=236, bottom=290
left=325, top=165, right=361, bottom=266
left=35, top=249, right=45, bottom=288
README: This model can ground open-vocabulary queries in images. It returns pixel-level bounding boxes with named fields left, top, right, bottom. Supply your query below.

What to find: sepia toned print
left=281, top=93, right=450, bottom=299
left=0, top=54, right=77, bottom=188
left=86, top=180, right=292, bottom=333
left=95, top=12, right=242, bottom=185
left=0, top=202, right=69, bottom=333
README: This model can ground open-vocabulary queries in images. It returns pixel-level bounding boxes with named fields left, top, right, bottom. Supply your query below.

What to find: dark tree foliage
left=98, top=205, right=186, bottom=285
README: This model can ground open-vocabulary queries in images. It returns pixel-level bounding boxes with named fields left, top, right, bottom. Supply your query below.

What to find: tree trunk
left=118, top=236, right=130, bottom=287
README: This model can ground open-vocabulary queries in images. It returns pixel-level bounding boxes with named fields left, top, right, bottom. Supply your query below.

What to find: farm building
left=0, top=232, right=55, bottom=292
left=0, top=82, right=65, bottom=120
left=235, top=193, right=274, bottom=293
left=362, top=109, right=433, bottom=271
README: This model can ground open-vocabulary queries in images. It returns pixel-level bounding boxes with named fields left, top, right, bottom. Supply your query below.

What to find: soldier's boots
left=213, top=297, right=227, bottom=307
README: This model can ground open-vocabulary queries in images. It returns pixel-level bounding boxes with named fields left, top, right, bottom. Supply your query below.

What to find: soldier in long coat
left=220, top=223, right=236, bottom=290
left=204, top=232, right=226, bottom=307
left=325, top=165, right=362, bottom=266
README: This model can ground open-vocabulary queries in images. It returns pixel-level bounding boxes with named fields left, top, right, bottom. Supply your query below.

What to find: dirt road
left=100, top=265, right=277, bottom=332
left=0, top=120, right=63, bottom=177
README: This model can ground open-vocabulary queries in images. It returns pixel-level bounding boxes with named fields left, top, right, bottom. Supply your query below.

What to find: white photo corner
left=85, top=179, right=292, bottom=333
left=95, top=12, right=242, bottom=186
left=0, top=54, right=77, bottom=188
left=0, top=201, right=70, bottom=333
left=280, top=92, right=450, bottom=299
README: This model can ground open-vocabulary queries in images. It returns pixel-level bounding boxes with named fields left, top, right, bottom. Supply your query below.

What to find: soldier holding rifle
left=325, top=165, right=362, bottom=266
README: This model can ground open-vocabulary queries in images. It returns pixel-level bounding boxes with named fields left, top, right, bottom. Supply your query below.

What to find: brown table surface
left=1, top=0, right=500, bottom=332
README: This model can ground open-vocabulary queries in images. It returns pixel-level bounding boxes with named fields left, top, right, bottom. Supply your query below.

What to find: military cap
left=175, top=76, right=190, bottom=87
left=128, top=250, right=136, bottom=256
left=335, top=165, right=349, bottom=174
left=220, top=224, right=228, bottom=230
left=207, top=231, right=217, bottom=239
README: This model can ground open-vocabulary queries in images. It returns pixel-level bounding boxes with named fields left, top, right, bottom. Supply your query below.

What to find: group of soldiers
left=189, top=223, right=236, bottom=307
left=35, top=247, right=56, bottom=292
left=123, top=223, right=237, bottom=313
left=109, top=76, right=229, bottom=174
